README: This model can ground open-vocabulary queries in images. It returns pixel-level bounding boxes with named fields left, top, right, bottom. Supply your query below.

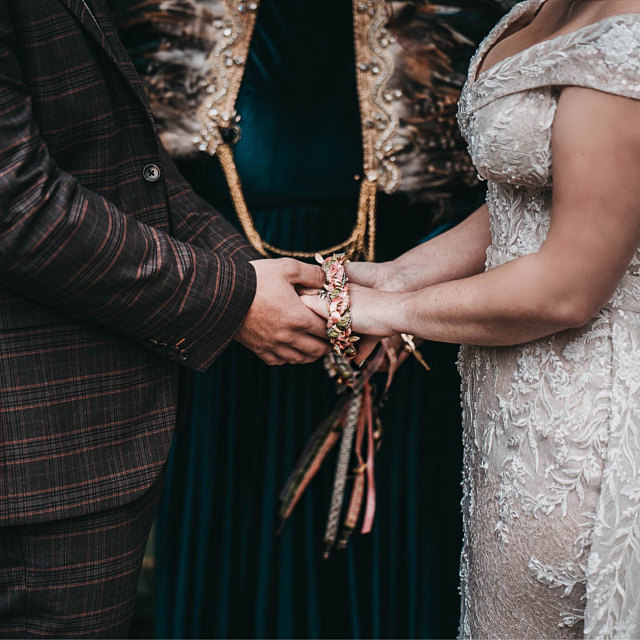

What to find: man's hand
left=235, top=258, right=331, bottom=365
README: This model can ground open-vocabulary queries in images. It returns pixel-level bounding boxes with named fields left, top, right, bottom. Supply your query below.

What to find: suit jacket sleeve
left=161, top=147, right=262, bottom=262
left=0, top=8, right=256, bottom=373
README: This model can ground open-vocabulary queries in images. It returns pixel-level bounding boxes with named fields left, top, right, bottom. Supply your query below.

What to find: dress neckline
left=473, top=0, right=546, bottom=83
left=471, top=0, right=640, bottom=87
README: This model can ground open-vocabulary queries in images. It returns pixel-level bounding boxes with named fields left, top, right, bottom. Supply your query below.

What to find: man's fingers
left=289, top=261, right=325, bottom=288
left=259, top=353, right=287, bottom=366
left=286, top=336, right=331, bottom=361
left=294, top=300, right=329, bottom=339
left=238, top=258, right=334, bottom=363
left=266, top=337, right=330, bottom=364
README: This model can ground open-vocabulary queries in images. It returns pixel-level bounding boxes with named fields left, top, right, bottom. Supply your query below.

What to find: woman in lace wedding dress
left=303, top=0, right=640, bottom=637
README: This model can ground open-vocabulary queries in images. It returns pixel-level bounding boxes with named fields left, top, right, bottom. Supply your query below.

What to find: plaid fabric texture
left=0, top=472, right=164, bottom=638
left=0, top=0, right=257, bottom=526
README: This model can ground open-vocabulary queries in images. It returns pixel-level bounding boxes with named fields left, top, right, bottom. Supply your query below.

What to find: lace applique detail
left=457, top=10, right=640, bottom=190
left=595, top=21, right=640, bottom=71
left=528, top=557, right=585, bottom=599
left=456, top=2, right=640, bottom=638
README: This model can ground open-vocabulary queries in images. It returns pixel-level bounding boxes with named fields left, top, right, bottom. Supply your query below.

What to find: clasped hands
left=235, top=257, right=402, bottom=366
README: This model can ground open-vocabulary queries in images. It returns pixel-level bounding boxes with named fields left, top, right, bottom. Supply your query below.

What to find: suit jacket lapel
left=57, top=0, right=154, bottom=118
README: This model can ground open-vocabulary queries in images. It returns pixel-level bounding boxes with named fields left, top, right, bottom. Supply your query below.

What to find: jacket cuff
left=145, top=257, right=256, bottom=372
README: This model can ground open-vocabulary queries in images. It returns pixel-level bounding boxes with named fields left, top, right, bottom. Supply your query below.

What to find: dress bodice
left=459, top=0, right=640, bottom=189
left=457, top=0, right=640, bottom=295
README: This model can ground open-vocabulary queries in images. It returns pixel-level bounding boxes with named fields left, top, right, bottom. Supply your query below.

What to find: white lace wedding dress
left=456, top=1, right=640, bottom=637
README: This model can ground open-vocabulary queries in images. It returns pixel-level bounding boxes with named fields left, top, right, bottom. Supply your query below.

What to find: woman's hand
left=301, top=283, right=397, bottom=338
left=345, top=260, right=404, bottom=292
left=300, top=283, right=397, bottom=366
left=346, top=204, right=491, bottom=294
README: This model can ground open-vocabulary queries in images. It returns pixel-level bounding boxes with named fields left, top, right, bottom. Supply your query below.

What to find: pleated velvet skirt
left=154, top=199, right=465, bottom=639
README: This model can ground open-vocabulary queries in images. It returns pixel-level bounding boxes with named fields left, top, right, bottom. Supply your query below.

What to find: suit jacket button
left=143, top=163, right=161, bottom=182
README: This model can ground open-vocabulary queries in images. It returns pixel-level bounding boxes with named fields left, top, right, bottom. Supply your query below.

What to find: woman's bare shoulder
left=590, top=0, right=640, bottom=19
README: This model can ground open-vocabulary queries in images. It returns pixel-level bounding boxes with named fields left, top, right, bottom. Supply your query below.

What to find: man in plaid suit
left=0, top=1, right=329, bottom=636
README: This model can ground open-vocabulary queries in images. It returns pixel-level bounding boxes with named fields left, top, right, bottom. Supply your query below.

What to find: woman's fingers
left=301, top=285, right=394, bottom=338
left=300, top=293, right=329, bottom=319
left=354, top=335, right=379, bottom=366
left=345, top=261, right=384, bottom=288
left=348, top=284, right=396, bottom=337
left=300, top=292, right=380, bottom=365
left=295, top=286, right=322, bottom=296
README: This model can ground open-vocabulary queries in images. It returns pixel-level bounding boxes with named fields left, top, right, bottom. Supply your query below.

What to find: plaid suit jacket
left=0, top=0, right=257, bottom=525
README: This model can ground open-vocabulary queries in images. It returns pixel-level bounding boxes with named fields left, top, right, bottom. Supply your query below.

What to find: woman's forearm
left=376, top=250, right=600, bottom=346
left=336, top=86, right=640, bottom=348
left=345, top=204, right=491, bottom=292
left=389, top=204, right=492, bottom=291
left=307, top=206, right=630, bottom=346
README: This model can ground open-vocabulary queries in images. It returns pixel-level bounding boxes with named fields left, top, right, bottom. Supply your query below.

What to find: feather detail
left=385, top=1, right=505, bottom=204
left=113, top=0, right=508, bottom=202
left=114, top=0, right=226, bottom=155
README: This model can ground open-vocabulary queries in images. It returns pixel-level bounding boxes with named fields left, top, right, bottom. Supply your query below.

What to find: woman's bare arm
left=346, top=203, right=491, bottom=292
left=305, top=86, right=640, bottom=345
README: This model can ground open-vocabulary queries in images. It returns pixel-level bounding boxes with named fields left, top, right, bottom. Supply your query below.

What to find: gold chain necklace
left=194, top=0, right=401, bottom=261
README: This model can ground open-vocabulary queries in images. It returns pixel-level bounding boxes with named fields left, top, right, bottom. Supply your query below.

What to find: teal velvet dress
left=147, top=1, right=485, bottom=637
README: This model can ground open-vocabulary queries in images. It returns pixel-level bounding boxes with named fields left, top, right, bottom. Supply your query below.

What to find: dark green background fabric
left=111, top=0, right=504, bottom=637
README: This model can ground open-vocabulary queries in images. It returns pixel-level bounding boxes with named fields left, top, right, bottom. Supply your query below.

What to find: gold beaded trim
left=194, top=0, right=258, bottom=156
left=353, top=0, right=401, bottom=195
left=194, top=0, right=401, bottom=261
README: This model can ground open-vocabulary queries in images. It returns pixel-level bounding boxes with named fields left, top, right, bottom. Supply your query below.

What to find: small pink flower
left=319, top=253, right=357, bottom=360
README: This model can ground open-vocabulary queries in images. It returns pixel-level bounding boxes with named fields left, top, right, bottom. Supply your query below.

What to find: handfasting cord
left=324, top=392, right=362, bottom=556
left=277, top=352, right=385, bottom=557
left=279, top=254, right=374, bottom=556
left=317, top=253, right=359, bottom=361
left=277, top=254, right=431, bottom=556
